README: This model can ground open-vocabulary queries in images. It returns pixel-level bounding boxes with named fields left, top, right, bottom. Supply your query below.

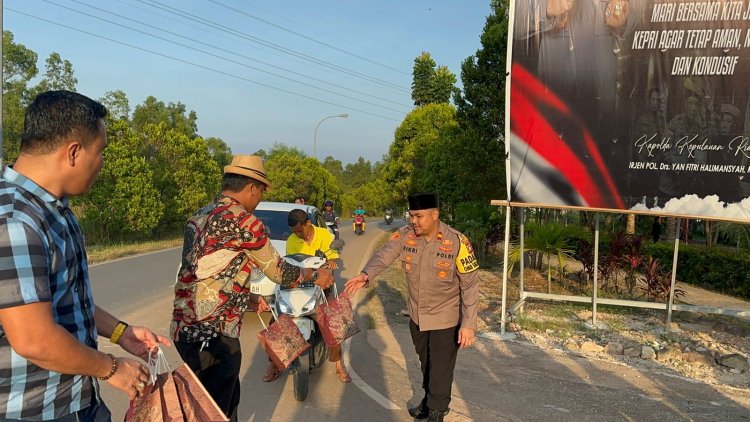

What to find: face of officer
left=720, top=113, right=735, bottom=136
left=409, top=208, right=439, bottom=238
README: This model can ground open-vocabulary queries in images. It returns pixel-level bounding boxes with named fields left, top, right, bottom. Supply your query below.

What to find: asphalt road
left=89, top=216, right=750, bottom=421
left=92, top=217, right=410, bottom=421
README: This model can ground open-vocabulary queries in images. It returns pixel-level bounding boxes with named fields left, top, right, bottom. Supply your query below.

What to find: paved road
left=90, top=217, right=750, bottom=421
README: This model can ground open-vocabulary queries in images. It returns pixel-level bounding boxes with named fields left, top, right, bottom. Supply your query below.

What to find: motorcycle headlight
left=277, top=297, right=294, bottom=314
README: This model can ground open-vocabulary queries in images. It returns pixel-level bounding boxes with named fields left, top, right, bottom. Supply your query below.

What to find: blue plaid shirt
left=0, top=166, right=98, bottom=420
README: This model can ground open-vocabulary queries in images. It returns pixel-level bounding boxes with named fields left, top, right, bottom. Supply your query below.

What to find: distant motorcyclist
left=352, top=205, right=366, bottom=234
left=384, top=207, right=394, bottom=225
left=322, top=200, right=340, bottom=239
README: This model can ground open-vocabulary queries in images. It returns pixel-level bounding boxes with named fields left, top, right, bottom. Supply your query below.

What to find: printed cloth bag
left=172, top=364, right=229, bottom=422
left=124, top=349, right=182, bottom=422
left=316, top=293, right=361, bottom=347
left=257, top=310, right=310, bottom=370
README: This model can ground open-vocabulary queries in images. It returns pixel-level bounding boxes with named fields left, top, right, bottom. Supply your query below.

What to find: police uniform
left=360, top=196, right=479, bottom=416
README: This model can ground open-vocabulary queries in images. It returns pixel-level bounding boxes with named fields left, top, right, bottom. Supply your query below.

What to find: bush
left=643, top=242, right=750, bottom=300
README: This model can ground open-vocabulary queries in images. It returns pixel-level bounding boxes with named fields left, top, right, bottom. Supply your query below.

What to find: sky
left=4, top=0, right=493, bottom=165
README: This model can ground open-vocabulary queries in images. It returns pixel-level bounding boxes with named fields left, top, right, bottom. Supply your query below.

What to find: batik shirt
left=0, top=166, right=97, bottom=420
left=171, top=195, right=303, bottom=342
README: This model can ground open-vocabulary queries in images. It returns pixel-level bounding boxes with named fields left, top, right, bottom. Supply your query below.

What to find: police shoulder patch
left=455, top=233, right=478, bottom=274
left=389, top=231, right=401, bottom=241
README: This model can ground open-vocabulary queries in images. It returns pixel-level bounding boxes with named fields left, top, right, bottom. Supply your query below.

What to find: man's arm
left=0, top=303, right=150, bottom=400
left=94, top=306, right=170, bottom=361
left=344, top=229, right=405, bottom=295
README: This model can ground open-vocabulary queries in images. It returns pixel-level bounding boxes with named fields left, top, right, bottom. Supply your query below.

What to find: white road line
left=89, top=246, right=182, bottom=267
left=341, top=236, right=401, bottom=410
left=342, top=338, right=400, bottom=410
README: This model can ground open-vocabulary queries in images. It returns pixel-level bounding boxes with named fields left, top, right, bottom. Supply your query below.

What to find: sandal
left=262, top=363, right=281, bottom=382
left=336, top=365, right=351, bottom=383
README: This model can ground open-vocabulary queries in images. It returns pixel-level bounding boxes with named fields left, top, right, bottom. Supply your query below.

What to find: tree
left=142, top=123, right=221, bottom=230
left=205, top=137, right=233, bottom=169
left=264, top=145, right=341, bottom=206
left=75, top=120, right=163, bottom=242
left=99, top=90, right=131, bottom=121
left=411, top=52, right=457, bottom=107
left=342, top=157, right=373, bottom=191
left=132, top=96, right=198, bottom=138
left=2, top=30, right=38, bottom=164
left=432, top=66, right=457, bottom=104
left=39, top=52, right=77, bottom=91
left=412, top=51, right=436, bottom=107
left=452, top=0, right=508, bottom=201
left=386, top=103, right=458, bottom=203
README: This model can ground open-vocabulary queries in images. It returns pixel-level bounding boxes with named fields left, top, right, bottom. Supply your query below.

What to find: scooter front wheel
left=292, top=349, right=310, bottom=401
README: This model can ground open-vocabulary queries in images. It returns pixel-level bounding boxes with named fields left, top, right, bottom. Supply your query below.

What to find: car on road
left=249, top=202, right=332, bottom=297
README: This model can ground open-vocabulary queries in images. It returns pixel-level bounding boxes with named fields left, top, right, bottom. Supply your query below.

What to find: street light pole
left=313, top=113, right=348, bottom=160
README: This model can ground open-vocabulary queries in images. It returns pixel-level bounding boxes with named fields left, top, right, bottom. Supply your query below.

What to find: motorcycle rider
left=322, top=200, right=340, bottom=239
left=384, top=206, right=394, bottom=224
left=353, top=205, right=366, bottom=233
left=285, top=209, right=351, bottom=383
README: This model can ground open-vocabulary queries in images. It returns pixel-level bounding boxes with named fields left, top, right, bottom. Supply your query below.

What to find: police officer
left=344, top=192, right=480, bottom=422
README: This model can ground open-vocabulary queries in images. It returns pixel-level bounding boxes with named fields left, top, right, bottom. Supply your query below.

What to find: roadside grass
left=86, top=236, right=183, bottom=264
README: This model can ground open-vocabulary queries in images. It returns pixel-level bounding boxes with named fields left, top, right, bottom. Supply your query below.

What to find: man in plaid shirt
left=0, top=91, right=170, bottom=421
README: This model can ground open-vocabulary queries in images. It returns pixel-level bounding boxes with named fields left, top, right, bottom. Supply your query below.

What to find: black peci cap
left=408, top=192, right=439, bottom=210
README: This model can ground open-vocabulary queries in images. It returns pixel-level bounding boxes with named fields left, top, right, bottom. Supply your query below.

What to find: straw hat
left=224, top=155, right=272, bottom=188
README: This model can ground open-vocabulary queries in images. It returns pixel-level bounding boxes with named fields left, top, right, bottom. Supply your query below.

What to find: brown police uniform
left=361, top=221, right=480, bottom=413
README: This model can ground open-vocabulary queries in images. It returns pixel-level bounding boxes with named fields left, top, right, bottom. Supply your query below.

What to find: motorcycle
left=325, top=220, right=340, bottom=240
left=384, top=209, right=393, bottom=225
left=272, top=239, right=344, bottom=401
left=353, top=214, right=365, bottom=235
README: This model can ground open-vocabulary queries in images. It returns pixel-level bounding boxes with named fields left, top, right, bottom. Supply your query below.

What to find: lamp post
left=313, top=113, right=348, bottom=160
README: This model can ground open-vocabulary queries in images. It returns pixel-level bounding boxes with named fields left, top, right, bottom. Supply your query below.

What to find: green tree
left=452, top=0, right=508, bottom=200
left=132, top=96, right=198, bottom=138
left=411, top=52, right=457, bottom=107
left=143, top=123, right=221, bottom=230
left=432, top=66, right=457, bottom=104
left=342, top=157, right=374, bottom=191
left=205, top=136, right=233, bottom=169
left=75, top=120, right=163, bottom=242
left=2, top=30, right=38, bottom=164
left=37, top=52, right=77, bottom=92
left=99, top=90, right=131, bottom=122
left=412, top=51, right=436, bottom=107
left=386, top=103, right=458, bottom=202
left=264, top=145, right=341, bottom=206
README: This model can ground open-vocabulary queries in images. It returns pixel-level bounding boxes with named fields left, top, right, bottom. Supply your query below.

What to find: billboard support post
left=518, top=207, right=525, bottom=314
left=667, top=219, right=681, bottom=326
left=592, top=213, right=600, bottom=326
left=500, top=204, right=511, bottom=335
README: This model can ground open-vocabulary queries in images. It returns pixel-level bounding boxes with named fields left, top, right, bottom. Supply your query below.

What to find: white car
left=248, top=202, right=332, bottom=298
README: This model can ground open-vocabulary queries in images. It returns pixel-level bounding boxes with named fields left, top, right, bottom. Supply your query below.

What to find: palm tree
left=524, top=222, right=578, bottom=293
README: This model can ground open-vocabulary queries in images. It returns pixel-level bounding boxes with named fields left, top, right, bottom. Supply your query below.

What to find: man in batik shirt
left=171, top=155, right=333, bottom=422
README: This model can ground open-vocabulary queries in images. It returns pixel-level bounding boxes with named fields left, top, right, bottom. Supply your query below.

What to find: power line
left=209, top=0, right=409, bottom=76
left=235, top=0, right=407, bottom=67
left=6, top=8, right=402, bottom=122
left=53, top=0, right=410, bottom=113
left=137, top=0, right=409, bottom=94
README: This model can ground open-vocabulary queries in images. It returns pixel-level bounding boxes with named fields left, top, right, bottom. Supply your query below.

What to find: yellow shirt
left=286, top=226, right=339, bottom=260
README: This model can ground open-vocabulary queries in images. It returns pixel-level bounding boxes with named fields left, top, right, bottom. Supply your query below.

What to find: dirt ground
left=363, top=264, right=750, bottom=391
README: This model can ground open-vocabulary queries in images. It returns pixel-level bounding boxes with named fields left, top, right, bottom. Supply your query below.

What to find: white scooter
left=251, top=239, right=344, bottom=401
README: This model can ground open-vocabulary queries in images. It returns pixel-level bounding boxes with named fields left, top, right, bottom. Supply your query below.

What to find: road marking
left=342, top=339, right=400, bottom=410
left=89, top=246, right=182, bottom=267
left=340, top=229, right=401, bottom=410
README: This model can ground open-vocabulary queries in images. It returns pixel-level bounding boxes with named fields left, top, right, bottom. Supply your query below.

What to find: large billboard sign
left=510, top=0, right=750, bottom=220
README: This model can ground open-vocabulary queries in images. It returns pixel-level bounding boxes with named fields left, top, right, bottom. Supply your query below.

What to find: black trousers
left=409, top=320, right=460, bottom=412
left=175, top=336, right=242, bottom=422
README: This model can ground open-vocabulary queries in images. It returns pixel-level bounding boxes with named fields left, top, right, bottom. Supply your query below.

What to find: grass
left=86, top=236, right=183, bottom=264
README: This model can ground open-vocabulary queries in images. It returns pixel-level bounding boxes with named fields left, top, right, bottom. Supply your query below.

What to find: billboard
left=510, top=0, right=750, bottom=221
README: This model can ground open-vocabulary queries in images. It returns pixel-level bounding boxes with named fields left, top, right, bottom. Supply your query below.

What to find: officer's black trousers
left=409, top=320, right=460, bottom=412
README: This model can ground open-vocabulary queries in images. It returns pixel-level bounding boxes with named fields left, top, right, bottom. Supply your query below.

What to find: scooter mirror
left=330, top=239, right=345, bottom=250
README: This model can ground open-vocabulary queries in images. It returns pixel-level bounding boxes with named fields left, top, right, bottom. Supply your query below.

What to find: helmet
left=323, top=200, right=333, bottom=207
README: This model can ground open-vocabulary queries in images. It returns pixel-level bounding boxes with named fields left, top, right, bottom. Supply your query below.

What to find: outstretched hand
left=343, top=274, right=368, bottom=297
left=118, top=326, right=171, bottom=361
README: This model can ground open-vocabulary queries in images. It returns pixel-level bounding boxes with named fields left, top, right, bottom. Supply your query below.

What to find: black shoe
left=407, top=398, right=428, bottom=419
left=427, top=408, right=450, bottom=422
